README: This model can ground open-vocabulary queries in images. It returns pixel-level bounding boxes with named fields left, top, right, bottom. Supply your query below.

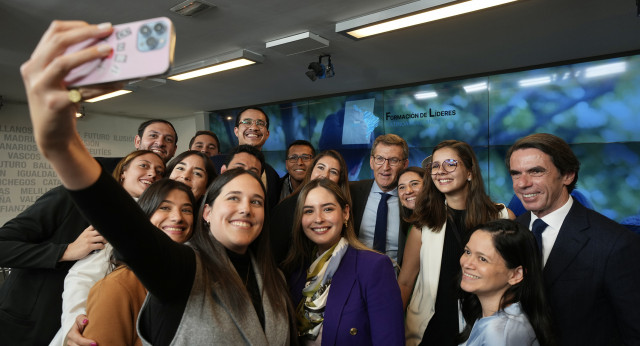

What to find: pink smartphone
left=64, top=17, right=175, bottom=87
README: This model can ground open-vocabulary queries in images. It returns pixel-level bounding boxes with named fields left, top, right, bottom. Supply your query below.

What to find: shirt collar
left=372, top=181, right=398, bottom=197
left=531, top=195, right=573, bottom=231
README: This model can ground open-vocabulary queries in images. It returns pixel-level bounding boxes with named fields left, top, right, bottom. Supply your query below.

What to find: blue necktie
left=373, top=193, right=390, bottom=252
left=532, top=218, right=548, bottom=257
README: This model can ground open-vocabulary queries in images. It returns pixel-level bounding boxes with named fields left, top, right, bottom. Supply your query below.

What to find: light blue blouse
left=459, top=302, right=538, bottom=346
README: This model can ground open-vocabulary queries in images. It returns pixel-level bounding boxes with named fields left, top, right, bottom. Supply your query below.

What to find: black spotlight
left=306, top=55, right=335, bottom=81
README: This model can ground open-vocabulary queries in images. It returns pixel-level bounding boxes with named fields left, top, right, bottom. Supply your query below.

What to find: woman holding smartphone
left=282, top=179, right=404, bottom=345
left=22, top=21, right=293, bottom=345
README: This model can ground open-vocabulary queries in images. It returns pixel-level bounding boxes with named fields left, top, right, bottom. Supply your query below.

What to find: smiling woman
left=283, top=179, right=405, bottom=345
left=21, top=21, right=294, bottom=345
left=399, top=140, right=515, bottom=346
left=458, top=219, right=554, bottom=346
left=165, top=150, right=217, bottom=201
left=82, top=179, right=196, bottom=346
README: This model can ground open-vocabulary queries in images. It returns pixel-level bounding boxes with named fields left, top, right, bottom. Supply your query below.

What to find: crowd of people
left=1, top=20, right=640, bottom=346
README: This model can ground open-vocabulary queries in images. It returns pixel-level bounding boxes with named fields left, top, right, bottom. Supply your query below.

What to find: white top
left=358, top=182, right=400, bottom=262
left=459, top=302, right=538, bottom=346
left=49, top=244, right=113, bottom=346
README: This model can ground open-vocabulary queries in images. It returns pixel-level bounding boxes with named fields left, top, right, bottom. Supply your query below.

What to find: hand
left=66, top=314, right=96, bottom=346
left=60, top=226, right=106, bottom=262
left=20, top=21, right=122, bottom=190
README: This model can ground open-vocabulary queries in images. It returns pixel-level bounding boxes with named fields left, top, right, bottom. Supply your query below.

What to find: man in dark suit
left=506, top=133, right=640, bottom=345
left=212, top=107, right=281, bottom=209
left=350, top=134, right=409, bottom=266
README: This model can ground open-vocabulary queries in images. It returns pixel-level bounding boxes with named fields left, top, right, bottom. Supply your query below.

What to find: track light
left=305, top=55, right=335, bottom=81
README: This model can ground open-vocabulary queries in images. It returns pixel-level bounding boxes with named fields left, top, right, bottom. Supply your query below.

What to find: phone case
left=64, top=17, right=175, bottom=87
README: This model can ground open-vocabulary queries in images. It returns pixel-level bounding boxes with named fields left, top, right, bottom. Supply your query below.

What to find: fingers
left=29, top=21, right=112, bottom=73
left=74, top=314, right=89, bottom=333
left=20, top=21, right=114, bottom=107
left=67, top=314, right=96, bottom=346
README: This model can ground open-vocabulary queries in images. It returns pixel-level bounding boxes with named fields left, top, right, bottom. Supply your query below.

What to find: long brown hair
left=293, top=150, right=352, bottom=205
left=112, top=150, right=164, bottom=183
left=190, top=168, right=291, bottom=320
left=410, top=140, right=504, bottom=231
left=282, top=179, right=370, bottom=275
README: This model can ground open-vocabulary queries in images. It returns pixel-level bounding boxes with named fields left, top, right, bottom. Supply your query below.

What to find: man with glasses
left=350, top=134, right=409, bottom=266
left=212, top=107, right=281, bottom=209
left=507, top=133, right=640, bottom=345
left=279, top=140, right=315, bottom=201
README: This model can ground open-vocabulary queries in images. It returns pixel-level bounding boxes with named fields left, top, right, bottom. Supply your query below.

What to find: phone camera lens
left=140, top=25, right=152, bottom=37
left=154, top=23, right=166, bottom=34
left=146, top=37, right=158, bottom=49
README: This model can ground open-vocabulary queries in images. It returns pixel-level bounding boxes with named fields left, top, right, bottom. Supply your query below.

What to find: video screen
left=210, top=54, right=640, bottom=226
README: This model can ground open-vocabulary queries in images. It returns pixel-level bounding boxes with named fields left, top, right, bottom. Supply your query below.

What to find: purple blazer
left=290, top=246, right=405, bottom=345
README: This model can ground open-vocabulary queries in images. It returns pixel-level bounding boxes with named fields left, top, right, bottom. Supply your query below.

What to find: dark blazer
left=517, top=200, right=640, bottom=345
left=0, top=186, right=89, bottom=345
left=211, top=154, right=281, bottom=210
left=349, top=179, right=408, bottom=265
left=290, top=247, right=405, bottom=345
left=270, top=191, right=299, bottom=266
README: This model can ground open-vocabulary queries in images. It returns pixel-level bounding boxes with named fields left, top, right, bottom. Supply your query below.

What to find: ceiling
left=0, top=0, right=638, bottom=119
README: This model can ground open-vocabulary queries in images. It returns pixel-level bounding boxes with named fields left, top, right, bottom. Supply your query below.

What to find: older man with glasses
left=279, top=140, right=315, bottom=201
left=350, top=134, right=410, bottom=266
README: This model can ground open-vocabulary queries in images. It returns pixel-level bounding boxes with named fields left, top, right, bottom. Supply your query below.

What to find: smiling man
left=506, top=133, right=640, bottom=345
left=134, top=119, right=178, bottom=163
left=350, top=134, right=409, bottom=265
left=96, top=119, right=177, bottom=173
left=280, top=140, right=315, bottom=201
left=211, top=107, right=281, bottom=209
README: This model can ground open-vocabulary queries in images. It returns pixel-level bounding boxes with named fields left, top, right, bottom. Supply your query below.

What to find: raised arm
left=21, top=21, right=195, bottom=302
left=21, top=20, right=118, bottom=190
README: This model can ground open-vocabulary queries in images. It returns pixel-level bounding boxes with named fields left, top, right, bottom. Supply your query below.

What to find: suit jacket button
left=350, top=328, right=357, bottom=335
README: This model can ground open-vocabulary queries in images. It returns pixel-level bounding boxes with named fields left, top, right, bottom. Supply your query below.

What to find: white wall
left=0, top=102, right=200, bottom=225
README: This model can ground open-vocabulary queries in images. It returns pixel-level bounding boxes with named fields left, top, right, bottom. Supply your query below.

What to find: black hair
left=235, top=107, right=270, bottom=130
left=285, top=140, right=316, bottom=158
left=225, top=144, right=266, bottom=175
left=164, top=150, right=218, bottom=201
left=137, top=119, right=178, bottom=144
left=188, top=130, right=220, bottom=151
left=111, top=179, right=196, bottom=268
left=458, top=219, right=555, bottom=345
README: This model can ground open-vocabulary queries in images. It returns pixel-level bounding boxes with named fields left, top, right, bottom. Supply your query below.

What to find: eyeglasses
left=238, top=118, right=267, bottom=128
left=287, top=154, right=313, bottom=163
left=430, top=159, right=458, bottom=174
left=372, top=155, right=404, bottom=167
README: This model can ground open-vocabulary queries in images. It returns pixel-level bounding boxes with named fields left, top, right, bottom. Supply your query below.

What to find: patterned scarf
left=297, top=237, right=349, bottom=340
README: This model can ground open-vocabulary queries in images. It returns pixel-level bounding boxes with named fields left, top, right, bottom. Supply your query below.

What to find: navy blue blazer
left=517, top=200, right=640, bottom=345
left=290, top=247, right=405, bottom=345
